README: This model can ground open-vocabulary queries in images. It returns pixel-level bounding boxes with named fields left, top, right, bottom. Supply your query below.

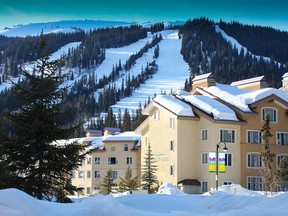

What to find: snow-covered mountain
left=0, top=20, right=133, bottom=37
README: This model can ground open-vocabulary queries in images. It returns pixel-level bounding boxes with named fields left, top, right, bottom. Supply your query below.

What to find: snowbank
left=1, top=184, right=288, bottom=216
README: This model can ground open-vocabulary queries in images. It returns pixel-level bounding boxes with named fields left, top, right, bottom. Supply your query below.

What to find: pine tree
left=260, top=114, right=275, bottom=194
left=141, top=144, right=158, bottom=194
left=275, top=157, right=288, bottom=191
left=101, top=169, right=115, bottom=194
left=2, top=35, right=89, bottom=201
left=118, top=166, right=138, bottom=194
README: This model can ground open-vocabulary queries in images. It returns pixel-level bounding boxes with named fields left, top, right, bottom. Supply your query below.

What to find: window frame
left=262, top=107, right=277, bottom=123
left=170, top=140, right=174, bottom=152
left=94, top=171, right=100, bottom=178
left=87, top=157, right=92, bottom=165
left=126, top=157, right=133, bottom=165
left=124, top=144, right=129, bottom=151
left=201, top=152, right=208, bottom=164
left=170, top=164, right=174, bottom=176
left=247, top=130, right=262, bottom=144
left=87, top=170, right=91, bottom=178
left=108, top=157, right=117, bottom=165
left=276, top=154, right=288, bottom=167
left=154, top=110, right=159, bottom=120
left=220, top=129, right=236, bottom=143
left=201, top=129, right=208, bottom=141
left=94, top=157, right=100, bottom=165
left=247, top=176, right=263, bottom=191
left=78, top=171, right=84, bottom=179
left=247, top=153, right=262, bottom=168
left=276, top=132, right=288, bottom=146
left=225, top=153, right=233, bottom=167
left=170, top=117, right=174, bottom=129
left=201, top=181, right=208, bottom=193
left=111, top=171, right=118, bottom=179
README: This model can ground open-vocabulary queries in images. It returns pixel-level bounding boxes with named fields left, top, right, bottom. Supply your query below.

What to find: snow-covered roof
left=192, top=72, right=213, bottom=82
left=282, top=72, right=288, bottom=78
left=204, top=83, right=288, bottom=112
left=153, top=95, right=195, bottom=117
left=102, top=131, right=141, bottom=142
left=230, top=75, right=266, bottom=86
left=177, top=95, right=239, bottom=121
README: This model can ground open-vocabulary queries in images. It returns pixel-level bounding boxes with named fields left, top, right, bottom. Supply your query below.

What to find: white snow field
left=1, top=183, right=288, bottom=216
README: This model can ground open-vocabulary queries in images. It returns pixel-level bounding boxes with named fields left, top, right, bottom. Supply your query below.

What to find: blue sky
left=1, top=0, right=288, bottom=31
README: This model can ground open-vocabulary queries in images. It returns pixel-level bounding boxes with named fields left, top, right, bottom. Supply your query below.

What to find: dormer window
left=262, top=107, right=277, bottom=123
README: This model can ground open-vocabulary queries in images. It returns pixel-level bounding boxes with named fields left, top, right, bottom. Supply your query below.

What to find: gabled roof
left=230, top=75, right=267, bottom=86
left=202, top=83, right=288, bottom=112
left=192, top=72, right=213, bottom=82
left=177, top=94, right=238, bottom=121
left=144, top=95, right=195, bottom=117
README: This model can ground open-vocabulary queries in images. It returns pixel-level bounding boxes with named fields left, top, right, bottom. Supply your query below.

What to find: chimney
left=230, top=75, right=268, bottom=90
left=192, top=73, right=215, bottom=90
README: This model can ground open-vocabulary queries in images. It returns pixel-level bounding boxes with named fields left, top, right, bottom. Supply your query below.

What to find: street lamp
left=215, top=141, right=228, bottom=190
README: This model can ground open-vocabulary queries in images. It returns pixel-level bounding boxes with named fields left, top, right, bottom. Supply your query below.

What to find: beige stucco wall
left=139, top=104, right=242, bottom=193
left=72, top=140, right=140, bottom=196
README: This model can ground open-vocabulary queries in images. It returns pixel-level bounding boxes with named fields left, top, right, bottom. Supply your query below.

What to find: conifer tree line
left=219, top=21, right=288, bottom=63
left=179, top=18, right=287, bottom=89
left=0, top=25, right=147, bottom=84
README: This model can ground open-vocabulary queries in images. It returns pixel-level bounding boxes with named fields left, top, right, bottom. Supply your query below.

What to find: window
left=112, top=171, right=118, bottom=179
left=262, top=107, right=277, bottom=122
left=145, top=137, right=149, bottom=147
left=170, top=140, right=174, bottom=151
left=223, top=181, right=233, bottom=185
left=111, top=146, right=116, bottom=152
left=201, top=129, right=208, bottom=141
left=220, top=129, right=235, bottom=143
left=170, top=117, right=174, bottom=129
left=94, top=171, right=100, bottom=178
left=247, top=153, right=262, bottom=168
left=108, top=157, right=117, bottom=164
left=70, top=171, right=75, bottom=179
left=247, top=130, right=262, bottom=144
left=87, top=157, right=92, bottom=165
left=154, top=110, right=159, bottom=120
left=277, top=132, right=288, bottom=146
left=78, top=171, right=84, bottom=179
left=277, top=154, right=288, bottom=167
left=202, top=181, right=208, bottom=193
left=126, top=157, right=132, bottom=165
left=86, top=187, right=91, bottom=194
left=247, top=176, right=263, bottom=191
left=87, top=171, right=91, bottom=178
left=201, top=153, right=208, bottom=164
left=170, top=165, right=174, bottom=176
left=225, top=153, right=232, bottom=167
left=124, top=144, right=129, bottom=151
left=94, top=157, right=100, bottom=165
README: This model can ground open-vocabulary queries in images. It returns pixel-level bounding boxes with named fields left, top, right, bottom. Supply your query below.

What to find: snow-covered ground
left=111, top=30, right=190, bottom=112
left=1, top=183, right=288, bottom=216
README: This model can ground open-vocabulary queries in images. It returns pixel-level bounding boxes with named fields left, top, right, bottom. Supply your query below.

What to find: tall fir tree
left=1, top=35, right=89, bottom=201
left=118, top=166, right=138, bottom=193
left=141, top=144, right=158, bottom=194
left=260, top=114, right=275, bottom=194
left=101, top=169, right=115, bottom=194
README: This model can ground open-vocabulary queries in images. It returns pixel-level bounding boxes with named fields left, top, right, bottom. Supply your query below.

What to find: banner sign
left=209, top=152, right=226, bottom=173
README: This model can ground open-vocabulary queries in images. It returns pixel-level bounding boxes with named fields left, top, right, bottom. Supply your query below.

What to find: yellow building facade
left=71, top=131, right=141, bottom=196
left=136, top=73, right=288, bottom=193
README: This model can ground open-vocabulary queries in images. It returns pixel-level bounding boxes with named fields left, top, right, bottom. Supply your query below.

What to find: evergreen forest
left=0, top=19, right=287, bottom=137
